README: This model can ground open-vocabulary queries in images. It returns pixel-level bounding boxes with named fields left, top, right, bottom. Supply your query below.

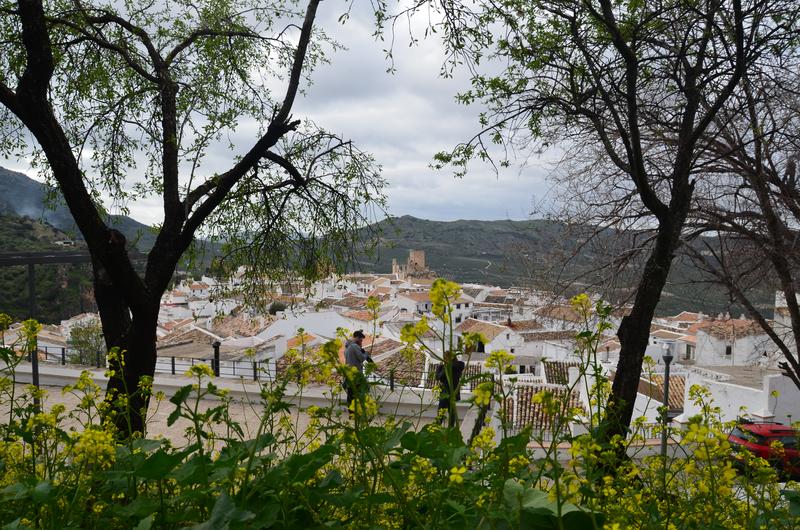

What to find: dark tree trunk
left=92, top=258, right=132, bottom=349
left=107, top=313, right=159, bottom=435
left=603, top=217, right=684, bottom=441
left=92, top=257, right=161, bottom=436
left=92, top=239, right=180, bottom=436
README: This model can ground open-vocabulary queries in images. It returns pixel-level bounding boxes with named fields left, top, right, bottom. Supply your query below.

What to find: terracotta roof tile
left=695, top=318, right=765, bottom=340
left=455, top=318, right=507, bottom=342
left=670, top=311, right=703, bottom=322
left=504, top=385, right=583, bottom=432
left=343, top=310, right=375, bottom=322
left=651, top=329, right=685, bottom=340
left=534, top=305, right=583, bottom=323
left=374, top=349, right=427, bottom=387
left=425, top=362, right=488, bottom=390
left=330, top=296, right=369, bottom=310
left=399, top=291, right=431, bottom=303
left=640, top=375, right=685, bottom=412
left=286, top=333, right=317, bottom=349
left=521, top=330, right=576, bottom=342
left=484, top=295, right=509, bottom=304
left=507, top=319, right=544, bottom=331
left=461, top=287, right=484, bottom=299
left=543, top=361, right=582, bottom=385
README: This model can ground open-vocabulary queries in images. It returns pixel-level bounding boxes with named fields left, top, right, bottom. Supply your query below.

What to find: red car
left=728, top=422, right=800, bottom=479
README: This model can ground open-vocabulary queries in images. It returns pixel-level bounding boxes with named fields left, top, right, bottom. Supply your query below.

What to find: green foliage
left=1, top=304, right=799, bottom=528
left=0, top=0, right=387, bottom=309
left=66, top=318, right=105, bottom=366
left=0, top=213, right=93, bottom=323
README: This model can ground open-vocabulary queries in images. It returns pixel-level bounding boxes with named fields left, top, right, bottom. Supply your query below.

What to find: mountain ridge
left=0, top=166, right=157, bottom=250
left=0, top=167, right=775, bottom=316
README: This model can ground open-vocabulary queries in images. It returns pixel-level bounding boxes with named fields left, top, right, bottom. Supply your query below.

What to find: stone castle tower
left=392, top=249, right=434, bottom=280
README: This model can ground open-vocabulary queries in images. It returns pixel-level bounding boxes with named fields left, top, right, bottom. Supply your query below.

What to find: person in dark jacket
left=343, top=330, right=373, bottom=408
left=436, top=351, right=466, bottom=426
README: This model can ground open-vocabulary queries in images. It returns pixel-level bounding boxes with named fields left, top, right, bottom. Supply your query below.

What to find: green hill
left=0, top=167, right=775, bottom=318
left=0, top=212, right=95, bottom=323
left=361, top=216, right=775, bottom=317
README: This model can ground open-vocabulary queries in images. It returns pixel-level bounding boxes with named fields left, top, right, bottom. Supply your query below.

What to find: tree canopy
left=0, top=0, right=385, bottom=433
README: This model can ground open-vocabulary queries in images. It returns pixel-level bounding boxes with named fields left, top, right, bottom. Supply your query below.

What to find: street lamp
left=660, top=344, right=674, bottom=459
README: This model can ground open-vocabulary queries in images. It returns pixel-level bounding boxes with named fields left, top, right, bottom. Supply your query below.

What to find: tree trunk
left=603, top=219, right=681, bottom=441
left=93, top=254, right=161, bottom=436
left=107, top=314, right=159, bottom=435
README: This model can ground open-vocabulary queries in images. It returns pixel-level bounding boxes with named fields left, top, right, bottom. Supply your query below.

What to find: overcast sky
left=2, top=3, right=557, bottom=226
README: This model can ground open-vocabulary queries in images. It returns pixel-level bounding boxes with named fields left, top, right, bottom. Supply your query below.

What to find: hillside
left=0, top=166, right=157, bottom=250
left=0, top=167, right=775, bottom=317
left=361, top=216, right=776, bottom=316
left=0, top=212, right=95, bottom=323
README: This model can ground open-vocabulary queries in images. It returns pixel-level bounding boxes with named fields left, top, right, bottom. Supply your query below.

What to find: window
left=685, top=344, right=692, bottom=360
left=477, top=341, right=485, bottom=353
left=725, top=345, right=732, bottom=356
left=455, top=316, right=462, bottom=323
left=506, top=333, right=510, bottom=340
left=456, top=303, right=461, bottom=309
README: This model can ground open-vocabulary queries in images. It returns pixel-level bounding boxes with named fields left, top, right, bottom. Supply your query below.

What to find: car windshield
left=730, top=426, right=767, bottom=445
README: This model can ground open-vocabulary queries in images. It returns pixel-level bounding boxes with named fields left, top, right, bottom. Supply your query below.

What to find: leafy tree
left=684, top=70, right=800, bottom=390
left=67, top=318, right=105, bottom=366
left=383, top=0, right=799, bottom=441
left=0, top=0, right=385, bottom=434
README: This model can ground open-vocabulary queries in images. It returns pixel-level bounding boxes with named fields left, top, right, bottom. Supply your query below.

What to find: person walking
left=436, top=351, right=466, bottom=427
left=343, top=330, right=373, bottom=408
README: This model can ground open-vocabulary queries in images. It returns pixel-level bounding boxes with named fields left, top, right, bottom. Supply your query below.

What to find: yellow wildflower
left=71, top=428, right=116, bottom=469
left=185, top=364, right=214, bottom=378
left=449, top=465, right=466, bottom=484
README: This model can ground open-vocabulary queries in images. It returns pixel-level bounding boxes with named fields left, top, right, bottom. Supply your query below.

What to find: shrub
left=0, top=303, right=797, bottom=529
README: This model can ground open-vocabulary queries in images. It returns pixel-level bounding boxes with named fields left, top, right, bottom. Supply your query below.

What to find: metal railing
left=368, top=364, right=496, bottom=392
left=23, top=346, right=274, bottom=382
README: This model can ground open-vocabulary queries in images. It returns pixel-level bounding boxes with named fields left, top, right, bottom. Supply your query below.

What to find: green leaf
left=172, top=454, right=212, bottom=485
left=445, top=499, right=466, bottom=514
left=191, top=493, right=254, bottom=530
left=133, top=515, right=154, bottom=530
left=0, top=483, right=29, bottom=502
left=167, top=385, right=193, bottom=426
left=503, top=478, right=525, bottom=512
left=323, top=487, right=364, bottom=507
left=113, top=496, right=160, bottom=518
left=783, top=489, right=800, bottom=516
left=30, top=481, right=52, bottom=504
left=284, top=444, right=336, bottom=483
left=135, top=449, right=185, bottom=480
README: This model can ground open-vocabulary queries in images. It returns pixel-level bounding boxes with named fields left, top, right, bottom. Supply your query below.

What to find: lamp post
left=660, top=345, right=674, bottom=459
left=212, top=341, right=221, bottom=377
